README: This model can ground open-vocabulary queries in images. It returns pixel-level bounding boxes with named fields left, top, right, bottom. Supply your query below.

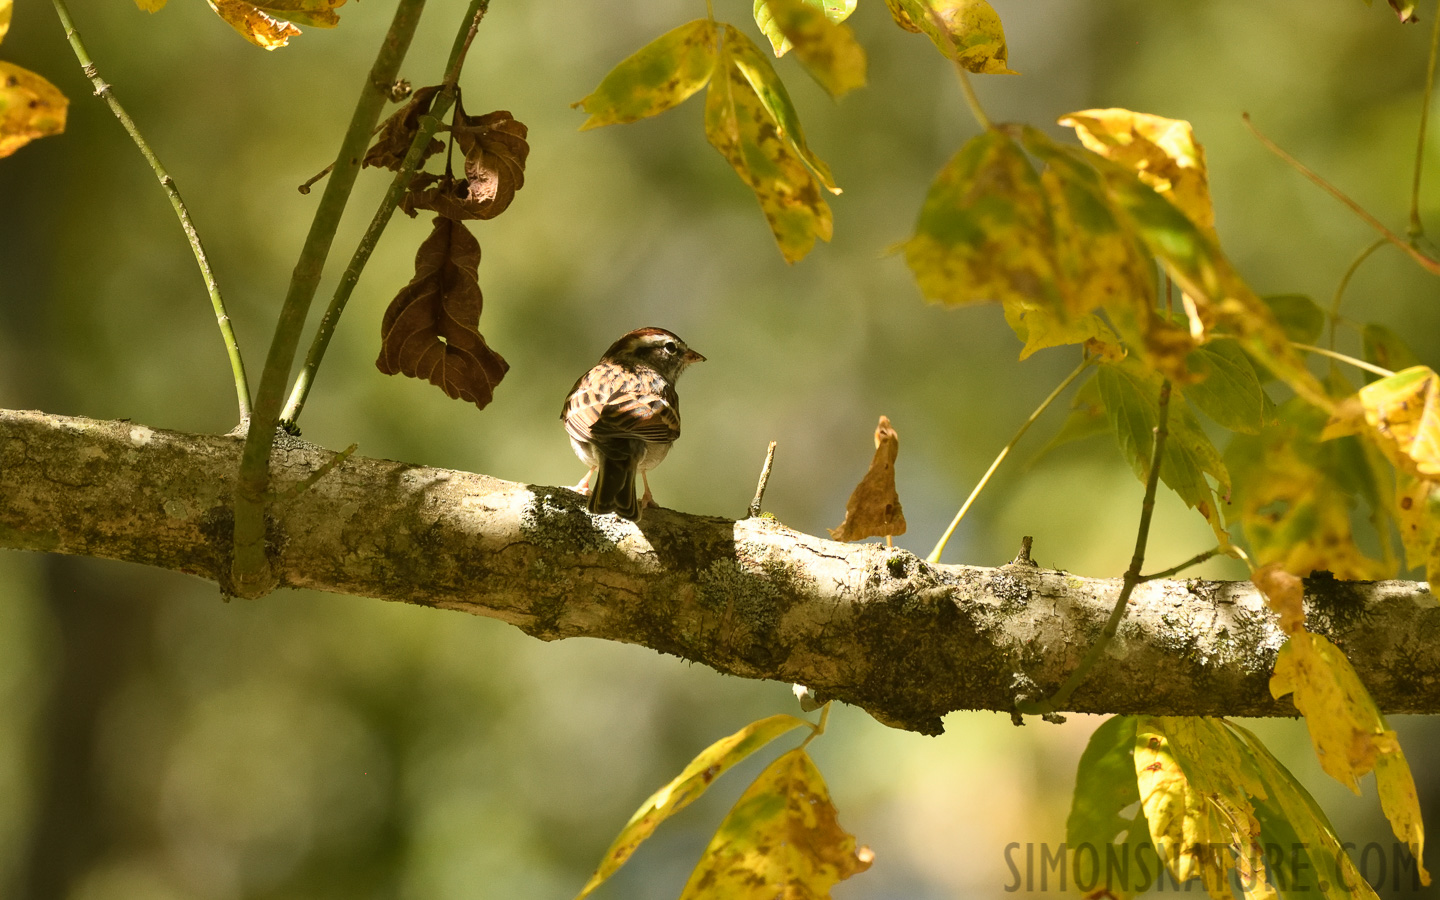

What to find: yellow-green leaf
left=133, top=0, right=168, bottom=11
left=904, top=129, right=1061, bottom=309
left=573, top=19, right=719, bottom=130
left=1183, top=339, right=1264, bottom=435
left=1067, top=716, right=1161, bottom=900
left=1133, top=718, right=1239, bottom=896
left=206, top=0, right=345, bottom=49
left=754, top=0, right=858, bottom=53
left=1376, top=747, right=1431, bottom=885
left=1003, top=303, right=1112, bottom=360
left=1355, top=366, right=1440, bottom=477
left=0, top=61, right=67, bottom=159
left=575, top=714, right=810, bottom=900
left=705, top=33, right=833, bottom=263
left=1270, top=631, right=1394, bottom=793
left=679, top=748, right=873, bottom=900
left=1059, top=108, right=1215, bottom=233
left=1228, top=720, right=1380, bottom=900
left=753, top=0, right=866, bottom=98
left=883, top=0, right=1015, bottom=74
left=724, top=26, right=840, bottom=192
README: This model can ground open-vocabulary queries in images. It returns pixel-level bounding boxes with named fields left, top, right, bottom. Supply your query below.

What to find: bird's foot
left=572, top=469, right=595, bottom=495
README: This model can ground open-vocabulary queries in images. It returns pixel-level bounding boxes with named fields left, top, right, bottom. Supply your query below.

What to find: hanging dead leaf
left=0, top=61, right=68, bottom=158
left=450, top=108, right=530, bottom=219
left=830, top=416, right=906, bottom=541
left=376, top=217, right=508, bottom=409
left=206, top=0, right=345, bottom=50
left=363, top=84, right=444, bottom=171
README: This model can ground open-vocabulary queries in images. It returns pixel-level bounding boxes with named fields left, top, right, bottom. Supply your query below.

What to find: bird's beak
left=684, top=349, right=706, bottom=364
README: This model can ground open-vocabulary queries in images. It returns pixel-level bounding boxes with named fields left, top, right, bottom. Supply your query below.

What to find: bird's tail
left=589, top=450, right=640, bottom=520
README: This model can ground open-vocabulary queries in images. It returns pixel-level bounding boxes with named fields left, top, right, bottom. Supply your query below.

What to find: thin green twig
left=1243, top=113, right=1440, bottom=277
left=1140, top=545, right=1224, bottom=582
left=1293, top=342, right=1395, bottom=379
left=1410, top=3, right=1440, bottom=238
left=51, top=0, right=251, bottom=422
left=1327, top=237, right=1388, bottom=351
left=1020, top=379, right=1172, bottom=717
left=928, top=356, right=1095, bottom=564
left=231, top=0, right=429, bottom=597
left=280, top=0, right=491, bottom=427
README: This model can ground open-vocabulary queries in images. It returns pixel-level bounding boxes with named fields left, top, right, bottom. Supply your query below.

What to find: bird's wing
left=568, top=366, right=679, bottom=446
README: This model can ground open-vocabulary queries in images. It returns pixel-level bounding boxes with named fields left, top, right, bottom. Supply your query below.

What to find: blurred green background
left=2, top=0, right=1440, bottom=897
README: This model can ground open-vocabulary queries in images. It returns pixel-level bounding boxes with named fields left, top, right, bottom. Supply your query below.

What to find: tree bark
left=2, top=407, right=1437, bottom=734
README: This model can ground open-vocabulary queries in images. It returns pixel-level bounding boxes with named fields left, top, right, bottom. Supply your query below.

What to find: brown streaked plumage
left=562, top=327, right=705, bottom=520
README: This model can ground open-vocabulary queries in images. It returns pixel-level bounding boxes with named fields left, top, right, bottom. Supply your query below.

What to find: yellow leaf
left=1228, top=397, right=1393, bottom=580
left=1003, top=302, right=1113, bottom=360
left=1396, top=472, right=1440, bottom=584
left=1133, top=718, right=1244, bottom=896
left=1356, top=366, right=1440, bottom=477
left=679, top=748, right=872, bottom=900
left=0, top=61, right=67, bottom=159
left=1253, top=564, right=1305, bottom=636
left=573, top=19, right=718, bottom=130
left=753, top=0, right=866, bottom=98
left=1376, top=748, right=1431, bottom=885
left=883, top=0, right=1016, bottom=74
left=133, top=0, right=168, bottom=12
left=207, top=0, right=346, bottom=49
left=904, top=129, right=1061, bottom=309
left=1270, top=632, right=1392, bottom=794
left=1059, top=108, right=1215, bottom=234
left=0, top=0, right=11, bottom=43
left=706, top=29, right=833, bottom=263
left=575, top=714, right=810, bottom=900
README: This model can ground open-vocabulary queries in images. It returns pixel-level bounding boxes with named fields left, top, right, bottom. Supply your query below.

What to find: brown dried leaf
left=830, top=416, right=907, bottom=541
left=363, top=84, right=444, bottom=171
left=376, top=217, right=508, bottom=409
left=443, top=108, right=530, bottom=219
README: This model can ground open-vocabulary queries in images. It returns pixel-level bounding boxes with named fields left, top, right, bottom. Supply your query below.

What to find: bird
left=561, top=327, right=705, bottom=520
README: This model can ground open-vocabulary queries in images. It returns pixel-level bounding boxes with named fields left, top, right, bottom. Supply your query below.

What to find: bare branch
left=3, top=408, right=1438, bottom=734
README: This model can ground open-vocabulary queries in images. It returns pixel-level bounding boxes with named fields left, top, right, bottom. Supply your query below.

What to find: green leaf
left=576, top=714, right=811, bottom=899
left=1097, top=357, right=1229, bottom=536
left=1182, top=339, right=1264, bottom=434
left=573, top=19, right=719, bottom=130
left=752, top=0, right=866, bottom=98
left=724, top=26, right=840, bottom=192
left=883, top=0, right=1015, bottom=73
left=1033, top=372, right=1109, bottom=462
left=1229, top=721, right=1383, bottom=900
left=903, top=129, right=1061, bottom=309
left=1263, top=294, right=1325, bottom=345
left=706, top=30, right=833, bottom=263
left=1067, top=716, right=1159, bottom=900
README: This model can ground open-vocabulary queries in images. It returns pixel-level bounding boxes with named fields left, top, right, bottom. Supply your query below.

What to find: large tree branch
left=2, top=408, right=1437, bottom=733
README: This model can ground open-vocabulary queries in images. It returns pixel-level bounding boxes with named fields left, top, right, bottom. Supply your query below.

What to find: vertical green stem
left=230, top=0, right=429, bottom=597
left=50, top=0, right=251, bottom=422
left=1410, top=1, right=1440, bottom=238
left=1021, top=379, right=1172, bottom=716
left=281, top=0, right=491, bottom=428
left=928, top=356, right=1094, bottom=564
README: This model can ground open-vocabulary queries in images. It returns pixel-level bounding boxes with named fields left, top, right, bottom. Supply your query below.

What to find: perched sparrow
left=561, top=327, right=705, bottom=520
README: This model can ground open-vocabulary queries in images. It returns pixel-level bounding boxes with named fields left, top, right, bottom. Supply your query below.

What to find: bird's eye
left=663, top=341, right=677, bottom=354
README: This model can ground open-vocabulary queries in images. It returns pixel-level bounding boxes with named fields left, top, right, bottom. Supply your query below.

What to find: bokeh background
left=2, top=0, right=1440, bottom=897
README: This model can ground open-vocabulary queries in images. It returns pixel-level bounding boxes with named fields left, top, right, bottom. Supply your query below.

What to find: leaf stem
left=927, top=356, right=1094, bottom=564
left=280, top=0, right=491, bottom=428
left=1292, top=342, right=1395, bottom=379
left=1243, top=113, right=1440, bottom=277
left=1410, top=3, right=1440, bottom=238
left=231, top=0, right=429, bottom=597
left=1140, top=545, right=1224, bottom=582
left=50, top=0, right=251, bottom=422
left=1022, top=379, right=1171, bottom=716
left=1327, top=237, right=1388, bottom=351
left=955, top=68, right=991, bottom=132
left=799, top=701, right=832, bottom=749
